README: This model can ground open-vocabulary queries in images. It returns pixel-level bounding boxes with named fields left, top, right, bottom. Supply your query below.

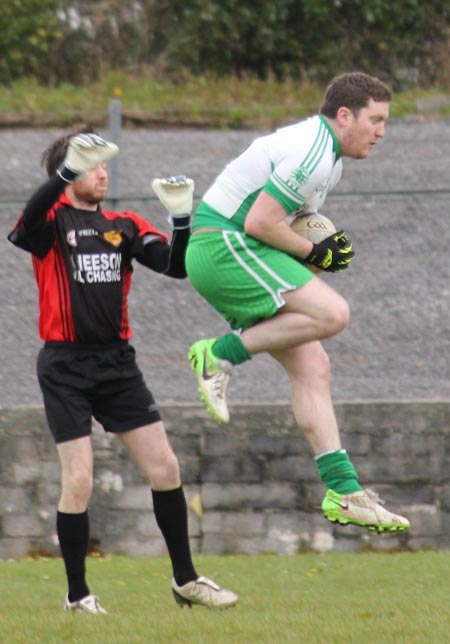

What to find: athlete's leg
left=119, top=423, right=238, bottom=607
left=187, top=232, right=349, bottom=421
left=270, top=343, right=409, bottom=532
left=119, top=422, right=195, bottom=586
left=57, top=436, right=94, bottom=512
left=269, top=341, right=342, bottom=455
left=271, top=341, right=362, bottom=495
left=189, top=278, right=349, bottom=423
left=270, top=340, right=360, bottom=491
left=241, top=278, right=350, bottom=355
left=56, top=436, right=94, bottom=603
left=118, top=421, right=180, bottom=490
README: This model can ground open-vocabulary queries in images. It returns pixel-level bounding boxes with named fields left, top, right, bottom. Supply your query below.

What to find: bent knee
left=323, top=297, right=349, bottom=337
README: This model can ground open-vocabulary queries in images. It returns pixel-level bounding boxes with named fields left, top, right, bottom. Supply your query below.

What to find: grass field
left=1, top=71, right=449, bottom=129
left=1, top=551, right=449, bottom=644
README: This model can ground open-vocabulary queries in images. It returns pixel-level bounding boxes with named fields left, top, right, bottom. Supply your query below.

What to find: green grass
left=1, top=70, right=448, bottom=129
left=1, top=551, right=449, bottom=643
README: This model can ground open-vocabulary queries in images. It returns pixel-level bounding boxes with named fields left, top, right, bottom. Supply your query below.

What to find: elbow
left=244, top=218, right=262, bottom=238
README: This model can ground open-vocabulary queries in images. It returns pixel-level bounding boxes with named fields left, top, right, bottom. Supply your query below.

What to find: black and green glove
left=305, top=230, right=355, bottom=272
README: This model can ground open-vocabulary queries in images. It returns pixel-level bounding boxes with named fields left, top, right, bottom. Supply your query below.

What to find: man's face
left=70, top=163, right=108, bottom=206
left=340, top=98, right=390, bottom=159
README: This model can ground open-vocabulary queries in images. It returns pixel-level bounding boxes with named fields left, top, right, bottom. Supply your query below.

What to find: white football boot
left=172, top=576, right=238, bottom=609
left=322, top=488, right=410, bottom=533
left=64, top=593, right=108, bottom=615
left=188, top=339, right=233, bottom=424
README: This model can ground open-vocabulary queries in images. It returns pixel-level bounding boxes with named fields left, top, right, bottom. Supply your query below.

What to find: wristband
left=57, top=165, right=79, bottom=183
left=168, top=214, right=191, bottom=230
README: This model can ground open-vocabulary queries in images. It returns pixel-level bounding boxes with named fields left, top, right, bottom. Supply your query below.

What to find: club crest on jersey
left=287, top=166, right=310, bottom=193
left=104, top=230, right=122, bottom=247
left=66, top=230, right=77, bottom=247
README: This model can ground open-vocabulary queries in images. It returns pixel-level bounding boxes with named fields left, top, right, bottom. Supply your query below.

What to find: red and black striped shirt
left=10, top=192, right=171, bottom=344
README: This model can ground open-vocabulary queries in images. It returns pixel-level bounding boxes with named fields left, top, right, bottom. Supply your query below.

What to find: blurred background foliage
left=1, top=0, right=450, bottom=90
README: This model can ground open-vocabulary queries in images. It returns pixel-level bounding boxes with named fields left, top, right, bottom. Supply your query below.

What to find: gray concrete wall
left=1, top=401, right=449, bottom=560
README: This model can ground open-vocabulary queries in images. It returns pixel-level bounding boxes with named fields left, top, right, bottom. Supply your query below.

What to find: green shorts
left=185, top=231, right=314, bottom=330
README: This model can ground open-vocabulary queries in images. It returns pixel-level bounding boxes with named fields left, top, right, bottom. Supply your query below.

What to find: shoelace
left=211, top=367, right=231, bottom=398
left=82, top=596, right=98, bottom=609
left=82, top=595, right=105, bottom=613
left=193, top=576, right=221, bottom=592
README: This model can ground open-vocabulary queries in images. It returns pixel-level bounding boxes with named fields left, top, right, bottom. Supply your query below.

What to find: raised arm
left=137, top=175, right=194, bottom=279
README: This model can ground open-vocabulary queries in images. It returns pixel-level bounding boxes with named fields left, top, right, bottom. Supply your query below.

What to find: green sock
left=316, top=450, right=362, bottom=495
left=212, top=333, right=252, bottom=365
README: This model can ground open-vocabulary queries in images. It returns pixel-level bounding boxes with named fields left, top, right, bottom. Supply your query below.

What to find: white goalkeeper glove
left=58, top=133, right=119, bottom=183
left=152, top=175, right=194, bottom=230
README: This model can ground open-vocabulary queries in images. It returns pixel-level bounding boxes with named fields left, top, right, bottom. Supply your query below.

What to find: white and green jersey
left=193, top=115, right=342, bottom=232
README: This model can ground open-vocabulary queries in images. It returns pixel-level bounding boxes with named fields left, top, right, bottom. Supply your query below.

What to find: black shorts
left=37, top=341, right=161, bottom=444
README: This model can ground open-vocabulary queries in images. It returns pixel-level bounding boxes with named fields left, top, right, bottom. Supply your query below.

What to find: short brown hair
left=41, top=124, right=98, bottom=177
left=319, top=72, right=392, bottom=119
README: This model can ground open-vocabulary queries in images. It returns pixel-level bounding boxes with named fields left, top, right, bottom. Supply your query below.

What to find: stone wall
left=1, top=401, right=449, bottom=560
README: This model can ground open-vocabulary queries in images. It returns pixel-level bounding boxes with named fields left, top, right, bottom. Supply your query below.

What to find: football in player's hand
left=291, top=213, right=336, bottom=274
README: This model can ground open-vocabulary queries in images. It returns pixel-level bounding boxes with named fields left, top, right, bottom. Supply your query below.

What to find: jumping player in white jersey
left=186, top=72, right=410, bottom=533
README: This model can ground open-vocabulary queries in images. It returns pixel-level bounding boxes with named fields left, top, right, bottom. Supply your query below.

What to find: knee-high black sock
left=57, top=510, right=90, bottom=602
left=152, top=487, right=198, bottom=586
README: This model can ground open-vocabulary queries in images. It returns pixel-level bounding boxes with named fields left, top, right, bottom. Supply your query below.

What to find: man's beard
left=75, top=186, right=107, bottom=205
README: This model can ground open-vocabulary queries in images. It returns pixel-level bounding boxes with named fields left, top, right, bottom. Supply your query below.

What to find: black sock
left=57, top=510, right=90, bottom=602
left=152, top=487, right=198, bottom=586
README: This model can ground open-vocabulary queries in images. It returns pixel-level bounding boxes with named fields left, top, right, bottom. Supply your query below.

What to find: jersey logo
left=104, top=230, right=122, bottom=247
left=286, top=166, right=310, bottom=194
left=79, top=228, right=98, bottom=237
left=314, top=179, right=331, bottom=201
left=67, top=230, right=77, bottom=247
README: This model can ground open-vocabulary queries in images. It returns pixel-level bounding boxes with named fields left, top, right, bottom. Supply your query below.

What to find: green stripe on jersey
left=305, top=122, right=328, bottom=174
left=269, top=120, right=331, bottom=203
left=319, top=115, right=341, bottom=158
left=264, top=179, right=302, bottom=212
left=300, top=119, right=328, bottom=174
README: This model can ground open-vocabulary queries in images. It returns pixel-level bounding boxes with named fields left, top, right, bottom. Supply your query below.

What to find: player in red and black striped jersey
left=8, top=129, right=238, bottom=613
left=9, top=145, right=186, bottom=344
